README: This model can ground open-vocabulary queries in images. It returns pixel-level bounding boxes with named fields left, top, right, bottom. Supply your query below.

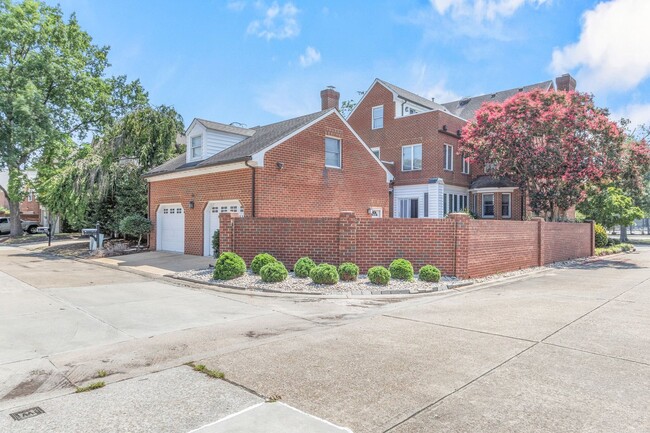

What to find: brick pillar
left=338, top=211, right=358, bottom=265
left=219, top=213, right=235, bottom=254
left=532, top=217, right=545, bottom=266
left=448, top=213, right=470, bottom=278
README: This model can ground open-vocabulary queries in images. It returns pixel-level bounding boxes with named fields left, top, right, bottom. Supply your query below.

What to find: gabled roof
left=145, top=110, right=333, bottom=177
left=442, top=80, right=554, bottom=121
left=195, top=118, right=256, bottom=136
left=376, top=79, right=451, bottom=113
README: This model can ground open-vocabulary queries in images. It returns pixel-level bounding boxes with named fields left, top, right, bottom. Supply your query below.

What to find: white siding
left=393, top=185, right=427, bottom=218
left=205, top=129, right=248, bottom=157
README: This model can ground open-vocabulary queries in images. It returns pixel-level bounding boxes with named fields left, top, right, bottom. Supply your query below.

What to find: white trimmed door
left=204, top=200, right=244, bottom=256
left=157, top=204, right=185, bottom=253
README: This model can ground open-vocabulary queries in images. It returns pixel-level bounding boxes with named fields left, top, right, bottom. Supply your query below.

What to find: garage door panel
left=158, top=205, right=184, bottom=253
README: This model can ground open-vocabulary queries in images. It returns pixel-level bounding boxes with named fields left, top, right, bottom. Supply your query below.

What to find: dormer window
left=190, top=135, right=203, bottom=159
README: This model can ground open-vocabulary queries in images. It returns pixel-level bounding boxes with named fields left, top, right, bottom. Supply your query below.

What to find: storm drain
left=10, top=407, right=45, bottom=421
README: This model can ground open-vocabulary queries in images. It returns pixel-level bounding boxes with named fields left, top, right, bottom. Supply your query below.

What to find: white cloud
left=227, top=1, right=246, bottom=12
left=551, top=0, right=650, bottom=93
left=247, top=1, right=300, bottom=40
left=299, top=46, right=321, bottom=68
left=612, top=103, right=650, bottom=129
left=430, top=0, right=549, bottom=22
left=408, top=61, right=461, bottom=103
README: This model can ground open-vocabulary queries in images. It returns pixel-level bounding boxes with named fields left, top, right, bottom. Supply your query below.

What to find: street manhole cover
left=10, top=407, right=45, bottom=421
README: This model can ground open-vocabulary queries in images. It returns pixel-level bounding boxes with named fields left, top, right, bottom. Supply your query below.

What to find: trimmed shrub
left=367, top=266, right=391, bottom=285
left=251, top=253, right=277, bottom=274
left=294, top=257, right=316, bottom=278
left=260, top=261, right=288, bottom=282
left=338, top=262, right=359, bottom=281
left=389, top=258, right=414, bottom=281
left=594, top=223, right=608, bottom=248
left=213, top=252, right=246, bottom=280
left=419, top=265, right=441, bottom=282
left=309, top=263, right=339, bottom=285
left=118, top=214, right=152, bottom=247
left=212, top=229, right=220, bottom=258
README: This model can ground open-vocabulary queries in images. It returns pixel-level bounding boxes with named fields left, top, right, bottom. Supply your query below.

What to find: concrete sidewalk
left=90, top=250, right=213, bottom=276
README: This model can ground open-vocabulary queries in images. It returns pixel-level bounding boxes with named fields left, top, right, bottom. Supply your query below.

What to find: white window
left=325, top=137, right=341, bottom=168
left=482, top=194, right=495, bottom=218
left=399, top=198, right=419, bottom=218
left=444, top=193, right=469, bottom=215
left=462, top=154, right=470, bottom=174
left=190, top=135, right=202, bottom=159
left=502, top=193, right=511, bottom=218
left=27, top=191, right=34, bottom=202
left=371, top=147, right=380, bottom=159
left=444, top=144, right=453, bottom=171
left=402, top=144, right=422, bottom=171
left=372, top=106, right=384, bottom=129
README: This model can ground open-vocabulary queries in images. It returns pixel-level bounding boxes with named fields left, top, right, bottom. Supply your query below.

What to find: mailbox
left=82, top=223, right=103, bottom=251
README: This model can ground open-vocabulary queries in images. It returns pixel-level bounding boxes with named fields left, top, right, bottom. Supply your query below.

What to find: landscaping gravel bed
left=174, top=269, right=457, bottom=295
left=174, top=254, right=609, bottom=296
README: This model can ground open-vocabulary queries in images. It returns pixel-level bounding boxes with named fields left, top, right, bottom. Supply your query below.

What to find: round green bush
left=338, top=262, right=359, bottom=281
left=260, top=261, right=288, bottom=283
left=251, top=253, right=277, bottom=274
left=213, top=252, right=246, bottom=280
left=594, top=223, right=608, bottom=248
left=294, top=257, right=316, bottom=278
left=309, top=263, right=339, bottom=285
left=367, top=266, right=391, bottom=285
left=389, top=258, right=414, bottom=281
left=419, top=265, right=441, bottom=282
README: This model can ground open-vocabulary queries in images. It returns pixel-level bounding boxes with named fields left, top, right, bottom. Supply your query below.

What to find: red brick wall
left=148, top=111, right=389, bottom=255
left=348, top=83, right=471, bottom=189
left=221, top=212, right=593, bottom=278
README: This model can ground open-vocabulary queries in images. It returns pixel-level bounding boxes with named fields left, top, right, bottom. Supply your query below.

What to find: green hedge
left=213, top=252, right=246, bottom=280
left=294, top=257, right=316, bottom=278
left=367, top=266, right=390, bottom=285
left=251, top=253, right=277, bottom=274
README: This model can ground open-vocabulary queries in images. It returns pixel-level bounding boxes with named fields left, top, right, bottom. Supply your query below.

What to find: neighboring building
left=347, top=75, right=576, bottom=220
left=145, top=89, right=392, bottom=256
left=0, top=170, right=42, bottom=222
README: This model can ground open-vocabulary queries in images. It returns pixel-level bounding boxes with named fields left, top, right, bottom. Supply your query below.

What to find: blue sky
left=52, top=0, right=650, bottom=130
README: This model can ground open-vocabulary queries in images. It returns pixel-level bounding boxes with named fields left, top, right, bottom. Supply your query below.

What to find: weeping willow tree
left=37, top=105, right=184, bottom=233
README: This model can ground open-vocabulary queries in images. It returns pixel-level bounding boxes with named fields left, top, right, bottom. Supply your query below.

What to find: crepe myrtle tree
left=0, top=0, right=147, bottom=236
left=459, top=89, right=624, bottom=221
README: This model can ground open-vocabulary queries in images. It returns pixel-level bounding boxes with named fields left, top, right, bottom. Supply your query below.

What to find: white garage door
left=204, top=200, right=244, bottom=256
left=157, top=204, right=185, bottom=253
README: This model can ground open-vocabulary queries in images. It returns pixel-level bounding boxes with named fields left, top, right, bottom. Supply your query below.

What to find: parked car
left=0, top=217, right=39, bottom=234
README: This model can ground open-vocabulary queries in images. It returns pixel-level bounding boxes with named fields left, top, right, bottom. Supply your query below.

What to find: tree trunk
left=8, top=200, right=22, bottom=237
left=620, top=226, right=628, bottom=243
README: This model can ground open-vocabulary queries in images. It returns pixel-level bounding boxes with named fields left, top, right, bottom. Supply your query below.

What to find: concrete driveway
left=0, top=245, right=648, bottom=432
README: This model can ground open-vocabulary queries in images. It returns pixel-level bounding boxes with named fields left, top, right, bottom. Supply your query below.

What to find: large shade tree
left=459, top=89, right=626, bottom=220
left=0, top=0, right=146, bottom=236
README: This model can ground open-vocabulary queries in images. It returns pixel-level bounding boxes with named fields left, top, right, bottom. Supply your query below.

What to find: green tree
left=118, top=214, right=151, bottom=247
left=0, top=0, right=146, bottom=236
left=578, top=187, right=644, bottom=241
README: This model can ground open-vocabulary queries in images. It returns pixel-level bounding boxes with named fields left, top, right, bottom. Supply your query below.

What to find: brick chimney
left=320, top=86, right=340, bottom=110
left=556, top=73, right=576, bottom=92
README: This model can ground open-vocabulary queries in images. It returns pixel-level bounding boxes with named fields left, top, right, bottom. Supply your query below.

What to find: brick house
left=347, top=75, right=577, bottom=220
left=0, top=170, right=42, bottom=223
left=144, top=90, right=393, bottom=255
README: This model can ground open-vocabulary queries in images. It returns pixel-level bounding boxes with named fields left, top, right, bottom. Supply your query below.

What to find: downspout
left=245, top=159, right=256, bottom=217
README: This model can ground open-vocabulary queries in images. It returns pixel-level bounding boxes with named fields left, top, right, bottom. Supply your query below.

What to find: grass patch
left=192, top=363, right=225, bottom=379
left=75, top=381, right=105, bottom=393
left=97, top=369, right=108, bottom=378
left=596, top=243, right=634, bottom=256
left=624, top=238, right=650, bottom=245
left=0, top=233, right=81, bottom=245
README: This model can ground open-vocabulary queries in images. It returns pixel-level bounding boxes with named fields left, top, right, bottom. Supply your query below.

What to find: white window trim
left=402, top=144, right=422, bottom=172
left=325, top=136, right=342, bottom=169
left=501, top=193, right=512, bottom=219
left=462, top=155, right=470, bottom=174
left=444, top=143, right=454, bottom=171
left=482, top=193, right=495, bottom=218
left=398, top=197, right=419, bottom=218
left=190, top=134, right=203, bottom=160
left=372, top=105, right=384, bottom=129
left=371, top=147, right=380, bottom=159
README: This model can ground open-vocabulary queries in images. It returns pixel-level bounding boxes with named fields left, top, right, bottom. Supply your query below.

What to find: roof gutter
left=245, top=159, right=256, bottom=217
left=142, top=156, right=252, bottom=179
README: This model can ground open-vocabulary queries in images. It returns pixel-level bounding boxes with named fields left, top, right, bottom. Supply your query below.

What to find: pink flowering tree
left=459, top=90, right=625, bottom=220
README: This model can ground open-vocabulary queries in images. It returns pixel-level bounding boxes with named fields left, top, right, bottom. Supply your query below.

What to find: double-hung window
left=325, top=137, right=341, bottom=168
left=482, top=194, right=495, bottom=218
left=501, top=193, right=511, bottom=218
left=190, top=135, right=203, bottom=159
left=372, top=106, right=384, bottom=129
left=462, top=154, right=470, bottom=174
left=402, top=144, right=422, bottom=171
left=444, top=144, right=453, bottom=171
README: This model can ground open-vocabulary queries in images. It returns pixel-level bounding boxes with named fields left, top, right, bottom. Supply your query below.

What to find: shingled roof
left=145, top=109, right=333, bottom=177
left=442, top=80, right=554, bottom=121
left=377, top=79, right=451, bottom=113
